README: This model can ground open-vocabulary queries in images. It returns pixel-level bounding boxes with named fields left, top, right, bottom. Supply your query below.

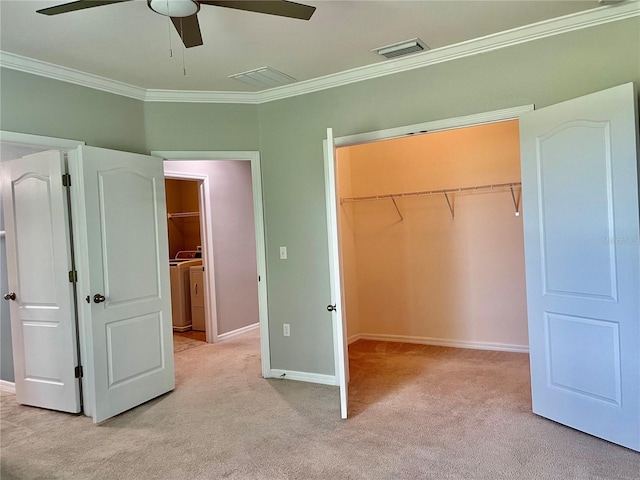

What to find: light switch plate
left=279, top=246, right=287, bottom=260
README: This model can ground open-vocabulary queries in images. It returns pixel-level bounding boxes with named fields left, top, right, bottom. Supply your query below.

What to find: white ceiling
left=0, top=1, right=606, bottom=92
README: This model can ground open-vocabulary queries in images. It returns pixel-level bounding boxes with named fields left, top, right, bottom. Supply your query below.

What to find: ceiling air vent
left=229, top=66, right=297, bottom=89
left=373, top=38, right=429, bottom=59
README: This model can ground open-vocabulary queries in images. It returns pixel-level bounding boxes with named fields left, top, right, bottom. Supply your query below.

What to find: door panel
left=1, top=151, right=80, bottom=413
left=72, top=146, right=174, bottom=423
left=520, top=83, right=639, bottom=451
left=99, top=169, right=160, bottom=304
left=324, top=128, right=349, bottom=419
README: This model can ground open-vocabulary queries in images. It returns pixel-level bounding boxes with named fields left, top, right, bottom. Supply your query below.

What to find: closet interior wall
left=338, top=120, right=529, bottom=350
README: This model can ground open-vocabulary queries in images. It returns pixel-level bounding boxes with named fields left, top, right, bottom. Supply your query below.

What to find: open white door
left=70, top=146, right=175, bottom=423
left=520, top=83, right=640, bottom=451
left=324, top=128, right=349, bottom=419
left=1, top=151, right=81, bottom=413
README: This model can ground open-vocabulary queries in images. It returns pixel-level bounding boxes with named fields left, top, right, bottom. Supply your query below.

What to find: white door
left=70, top=146, right=175, bottom=423
left=520, top=83, right=640, bottom=451
left=324, top=128, right=349, bottom=419
left=1, top=151, right=81, bottom=413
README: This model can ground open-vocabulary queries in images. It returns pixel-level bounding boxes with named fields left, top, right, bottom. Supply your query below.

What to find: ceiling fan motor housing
left=147, top=0, right=200, bottom=18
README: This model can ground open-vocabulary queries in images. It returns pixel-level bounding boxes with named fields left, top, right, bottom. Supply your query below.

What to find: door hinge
left=68, top=270, right=78, bottom=283
left=62, top=173, right=71, bottom=187
left=74, top=366, right=83, bottom=378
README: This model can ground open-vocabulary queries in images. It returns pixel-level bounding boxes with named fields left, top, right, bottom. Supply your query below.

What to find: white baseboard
left=0, top=380, right=16, bottom=394
left=268, top=369, right=338, bottom=386
left=353, top=333, right=529, bottom=353
left=216, top=322, right=259, bottom=342
left=347, top=334, right=362, bottom=345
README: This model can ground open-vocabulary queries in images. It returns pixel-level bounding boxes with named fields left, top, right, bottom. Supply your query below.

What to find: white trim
left=355, top=333, right=529, bottom=354
left=347, top=334, right=361, bottom=345
left=145, top=89, right=260, bottom=104
left=334, top=105, right=534, bottom=148
left=216, top=322, right=259, bottom=342
left=268, top=369, right=338, bottom=386
left=1, top=3, right=637, bottom=104
left=0, top=380, right=16, bottom=394
left=0, top=130, right=85, bottom=149
left=0, top=52, right=147, bottom=101
left=153, top=150, right=271, bottom=378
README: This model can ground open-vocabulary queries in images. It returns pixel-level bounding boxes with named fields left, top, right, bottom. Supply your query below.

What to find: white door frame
left=324, top=104, right=533, bottom=416
left=163, top=171, right=219, bottom=343
left=152, top=150, right=271, bottom=377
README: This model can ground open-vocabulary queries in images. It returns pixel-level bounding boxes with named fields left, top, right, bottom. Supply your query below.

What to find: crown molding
left=1, top=2, right=638, bottom=105
left=0, top=51, right=147, bottom=101
left=144, top=88, right=260, bottom=104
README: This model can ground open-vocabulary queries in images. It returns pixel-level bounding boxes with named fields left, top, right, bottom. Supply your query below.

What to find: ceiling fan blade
left=200, top=0, right=315, bottom=21
left=36, top=0, right=133, bottom=16
left=171, top=14, right=203, bottom=48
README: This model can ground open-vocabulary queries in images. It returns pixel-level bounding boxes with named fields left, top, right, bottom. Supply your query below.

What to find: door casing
left=153, top=151, right=271, bottom=379
left=324, top=104, right=534, bottom=416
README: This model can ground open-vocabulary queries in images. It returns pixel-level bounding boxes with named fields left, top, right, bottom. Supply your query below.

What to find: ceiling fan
left=36, top=0, right=316, bottom=48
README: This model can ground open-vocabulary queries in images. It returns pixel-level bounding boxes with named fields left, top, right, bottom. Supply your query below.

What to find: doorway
left=157, top=151, right=271, bottom=378
left=336, top=119, right=528, bottom=353
left=0, top=132, right=269, bottom=414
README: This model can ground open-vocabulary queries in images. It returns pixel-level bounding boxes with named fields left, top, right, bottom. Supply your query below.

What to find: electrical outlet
left=280, top=246, right=287, bottom=260
left=283, top=323, right=290, bottom=337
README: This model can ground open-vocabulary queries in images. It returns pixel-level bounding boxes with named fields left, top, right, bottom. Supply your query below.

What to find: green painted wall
left=143, top=102, right=260, bottom=151
left=0, top=69, right=146, bottom=153
left=0, top=17, right=638, bottom=383
left=258, top=17, right=640, bottom=375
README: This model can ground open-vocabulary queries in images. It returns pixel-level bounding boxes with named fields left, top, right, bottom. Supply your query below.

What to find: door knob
left=3, top=292, right=16, bottom=301
left=93, top=294, right=106, bottom=304
left=327, top=304, right=337, bottom=312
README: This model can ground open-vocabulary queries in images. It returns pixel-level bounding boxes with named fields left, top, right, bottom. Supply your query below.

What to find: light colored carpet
left=1, top=331, right=639, bottom=479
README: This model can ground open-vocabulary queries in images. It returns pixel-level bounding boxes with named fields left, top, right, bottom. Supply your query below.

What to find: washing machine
left=169, top=259, right=202, bottom=331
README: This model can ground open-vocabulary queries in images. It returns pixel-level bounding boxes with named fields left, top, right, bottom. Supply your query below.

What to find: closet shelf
left=341, top=181, right=522, bottom=220
left=341, top=182, right=521, bottom=203
left=167, top=212, right=200, bottom=219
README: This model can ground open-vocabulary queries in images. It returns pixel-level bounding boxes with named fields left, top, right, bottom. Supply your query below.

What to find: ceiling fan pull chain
left=166, top=0, right=173, bottom=57
left=180, top=18, right=187, bottom=76
left=167, top=18, right=173, bottom=57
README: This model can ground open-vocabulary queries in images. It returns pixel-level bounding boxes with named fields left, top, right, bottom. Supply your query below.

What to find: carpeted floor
left=1, top=331, right=639, bottom=479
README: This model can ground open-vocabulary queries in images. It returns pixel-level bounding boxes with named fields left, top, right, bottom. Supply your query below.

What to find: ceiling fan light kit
left=36, top=0, right=316, bottom=49
left=148, top=0, right=200, bottom=18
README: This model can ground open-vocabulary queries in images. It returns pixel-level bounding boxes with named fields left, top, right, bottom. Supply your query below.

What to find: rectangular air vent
left=373, top=38, right=429, bottom=59
left=229, top=66, right=297, bottom=88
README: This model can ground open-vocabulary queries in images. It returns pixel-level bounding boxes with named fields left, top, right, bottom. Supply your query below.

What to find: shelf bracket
left=390, top=196, right=403, bottom=221
left=510, top=185, right=521, bottom=217
left=444, top=192, right=454, bottom=219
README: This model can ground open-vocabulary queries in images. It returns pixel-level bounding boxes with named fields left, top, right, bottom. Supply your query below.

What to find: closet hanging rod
left=341, top=182, right=522, bottom=204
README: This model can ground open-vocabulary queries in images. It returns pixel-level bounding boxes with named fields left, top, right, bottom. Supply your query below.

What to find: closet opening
left=165, top=177, right=208, bottom=350
left=335, top=119, right=528, bottom=411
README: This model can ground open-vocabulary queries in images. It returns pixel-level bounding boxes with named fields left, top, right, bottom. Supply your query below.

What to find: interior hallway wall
left=164, top=160, right=259, bottom=336
left=338, top=120, right=528, bottom=349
